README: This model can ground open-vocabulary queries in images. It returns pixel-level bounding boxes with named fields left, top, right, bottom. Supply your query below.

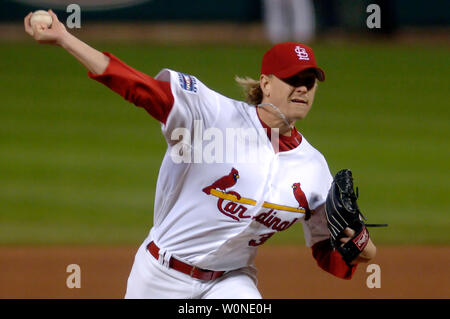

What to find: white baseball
left=30, top=10, right=53, bottom=28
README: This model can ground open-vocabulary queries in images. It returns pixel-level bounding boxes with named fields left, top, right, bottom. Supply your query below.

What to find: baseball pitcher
left=24, top=10, right=377, bottom=299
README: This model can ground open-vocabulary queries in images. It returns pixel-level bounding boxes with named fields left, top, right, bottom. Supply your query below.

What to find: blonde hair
left=235, top=74, right=319, bottom=105
left=234, top=75, right=263, bottom=106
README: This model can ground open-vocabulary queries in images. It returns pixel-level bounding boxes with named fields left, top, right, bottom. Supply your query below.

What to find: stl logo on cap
left=261, top=42, right=325, bottom=81
left=294, top=46, right=309, bottom=61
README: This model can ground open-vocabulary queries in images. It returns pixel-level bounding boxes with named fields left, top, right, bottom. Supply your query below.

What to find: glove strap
left=338, top=225, right=370, bottom=264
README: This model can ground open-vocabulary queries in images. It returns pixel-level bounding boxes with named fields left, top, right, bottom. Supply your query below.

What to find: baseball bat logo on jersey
left=217, top=193, right=251, bottom=221
left=203, top=168, right=310, bottom=222
left=202, top=168, right=249, bottom=221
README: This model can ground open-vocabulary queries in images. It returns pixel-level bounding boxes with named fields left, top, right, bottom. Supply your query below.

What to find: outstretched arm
left=24, top=10, right=174, bottom=123
left=24, top=10, right=109, bottom=74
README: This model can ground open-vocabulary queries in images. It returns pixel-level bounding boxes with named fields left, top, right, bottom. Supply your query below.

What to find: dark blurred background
left=1, top=0, right=449, bottom=40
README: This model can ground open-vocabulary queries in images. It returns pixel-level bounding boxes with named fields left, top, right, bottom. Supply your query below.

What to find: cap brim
left=275, top=66, right=325, bottom=82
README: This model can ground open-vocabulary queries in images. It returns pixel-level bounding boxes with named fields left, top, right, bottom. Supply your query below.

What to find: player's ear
left=259, top=74, right=271, bottom=97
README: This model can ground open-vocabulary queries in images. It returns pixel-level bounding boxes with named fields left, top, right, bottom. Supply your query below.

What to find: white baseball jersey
left=145, top=69, right=333, bottom=271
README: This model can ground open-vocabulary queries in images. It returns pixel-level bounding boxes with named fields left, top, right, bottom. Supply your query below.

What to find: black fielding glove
left=325, top=169, right=370, bottom=264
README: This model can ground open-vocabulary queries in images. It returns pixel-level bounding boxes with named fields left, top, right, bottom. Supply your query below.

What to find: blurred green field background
left=1, top=41, right=449, bottom=245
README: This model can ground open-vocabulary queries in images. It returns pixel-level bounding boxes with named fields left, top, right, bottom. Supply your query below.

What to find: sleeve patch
left=178, top=72, right=198, bottom=93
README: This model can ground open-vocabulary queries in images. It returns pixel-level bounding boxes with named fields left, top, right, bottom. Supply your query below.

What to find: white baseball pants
left=125, top=240, right=262, bottom=299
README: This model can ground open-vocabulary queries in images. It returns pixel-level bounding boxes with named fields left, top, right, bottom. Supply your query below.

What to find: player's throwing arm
left=24, top=10, right=109, bottom=74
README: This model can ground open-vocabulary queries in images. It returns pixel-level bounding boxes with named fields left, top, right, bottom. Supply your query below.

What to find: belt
left=147, top=241, right=225, bottom=281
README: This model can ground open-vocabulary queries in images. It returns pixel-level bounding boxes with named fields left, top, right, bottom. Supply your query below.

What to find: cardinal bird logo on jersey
left=202, top=168, right=240, bottom=195
left=203, top=168, right=247, bottom=221
left=292, top=182, right=311, bottom=220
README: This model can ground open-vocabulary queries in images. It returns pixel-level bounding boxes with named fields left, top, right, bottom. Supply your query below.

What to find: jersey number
left=249, top=232, right=275, bottom=246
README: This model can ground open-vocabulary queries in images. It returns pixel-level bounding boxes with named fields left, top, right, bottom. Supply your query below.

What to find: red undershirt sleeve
left=312, top=239, right=357, bottom=280
left=88, top=52, right=174, bottom=124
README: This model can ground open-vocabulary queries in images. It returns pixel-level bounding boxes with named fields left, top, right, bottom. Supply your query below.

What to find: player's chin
left=289, top=107, right=311, bottom=121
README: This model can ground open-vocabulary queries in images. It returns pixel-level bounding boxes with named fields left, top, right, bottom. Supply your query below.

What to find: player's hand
left=24, top=10, right=68, bottom=46
left=339, top=227, right=355, bottom=245
left=340, top=227, right=376, bottom=264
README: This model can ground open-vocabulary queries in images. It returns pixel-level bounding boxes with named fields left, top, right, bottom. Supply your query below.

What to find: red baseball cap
left=261, top=42, right=325, bottom=81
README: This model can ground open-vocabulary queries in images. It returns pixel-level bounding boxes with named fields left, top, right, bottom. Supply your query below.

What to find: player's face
left=262, top=70, right=318, bottom=122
